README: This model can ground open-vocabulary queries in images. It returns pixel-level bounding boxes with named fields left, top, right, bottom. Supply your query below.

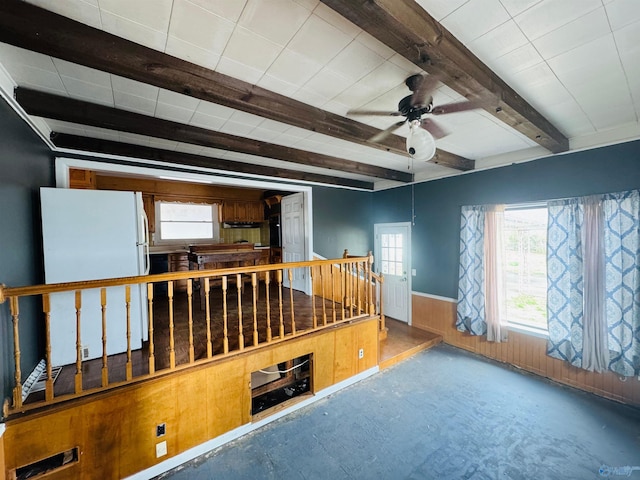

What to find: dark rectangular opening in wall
left=14, top=447, right=79, bottom=479
left=251, top=354, right=312, bottom=415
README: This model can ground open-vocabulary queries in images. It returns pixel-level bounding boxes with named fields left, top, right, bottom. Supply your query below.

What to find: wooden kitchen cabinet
left=222, top=200, right=264, bottom=222
left=142, top=194, right=155, bottom=233
left=69, top=168, right=96, bottom=189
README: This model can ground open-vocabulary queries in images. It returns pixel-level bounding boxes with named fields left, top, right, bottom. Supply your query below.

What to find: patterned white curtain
left=546, top=199, right=585, bottom=367
left=603, top=191, right=640, bottom=377
left=485, top=206, right=507, bottom=342
left=457, top=205, right=487, bottom=335
left=547, top=191, right=640, bottom=376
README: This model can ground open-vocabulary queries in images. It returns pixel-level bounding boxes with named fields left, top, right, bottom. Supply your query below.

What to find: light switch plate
left=411, top=269, right=416, bottom=276
left=156, top=441, right=167, bottom=458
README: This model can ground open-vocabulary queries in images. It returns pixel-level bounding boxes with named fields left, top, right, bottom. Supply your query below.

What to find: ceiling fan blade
left=369, top=119, right=407, bottom=143
left=346, top=109, right=402, bottom=117
left=431, top=99, right=483, bottom=115
left=420, top=118, right=448, bottom=140
left=410, top=74, right=440, bottom=108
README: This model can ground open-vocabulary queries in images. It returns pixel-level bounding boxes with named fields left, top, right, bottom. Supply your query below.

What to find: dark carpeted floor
left=155, top=344, right=640, bottom=480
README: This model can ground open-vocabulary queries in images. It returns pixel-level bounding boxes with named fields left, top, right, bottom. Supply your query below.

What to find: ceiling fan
left=347, top=74, right=482, bottom=160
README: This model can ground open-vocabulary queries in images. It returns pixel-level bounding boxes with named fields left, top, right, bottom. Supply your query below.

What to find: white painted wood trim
left=412, top=291, right=457, bottom=303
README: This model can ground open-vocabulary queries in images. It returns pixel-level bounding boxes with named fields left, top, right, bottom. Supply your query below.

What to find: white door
left=374, top=223, right=411, bottom=323
left=281, top=192, right=307, bottom=292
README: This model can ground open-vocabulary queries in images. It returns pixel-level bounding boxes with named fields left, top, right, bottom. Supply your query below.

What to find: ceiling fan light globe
left=406, top=122, right=436, bottom=161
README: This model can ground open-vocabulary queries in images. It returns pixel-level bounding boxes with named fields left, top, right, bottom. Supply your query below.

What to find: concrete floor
left=156, top=344, right=640, bottom=480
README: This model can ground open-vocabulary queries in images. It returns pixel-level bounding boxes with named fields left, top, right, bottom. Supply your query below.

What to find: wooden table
left=188, top=248, right=263, bottom=309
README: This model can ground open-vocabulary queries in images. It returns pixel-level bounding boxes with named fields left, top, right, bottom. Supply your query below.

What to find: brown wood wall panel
left=412, top=294, right=640, bottom=407
left=3, top=319, right=378, bottom=480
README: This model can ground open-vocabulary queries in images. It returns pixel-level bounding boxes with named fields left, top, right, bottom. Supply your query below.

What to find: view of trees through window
left=502, top=207, right=548, bottom=331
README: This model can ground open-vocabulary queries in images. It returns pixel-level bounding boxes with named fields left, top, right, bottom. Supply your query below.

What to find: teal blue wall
left=0, top=98, right=54, bottom=406
left=374, top=140, right=640, bottom=298
left=312, top=185, right=373, bottom=259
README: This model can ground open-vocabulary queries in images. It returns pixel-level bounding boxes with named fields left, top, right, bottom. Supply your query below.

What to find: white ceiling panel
left=440, top=0, right=510, bottom=44
left=514, top=0, right=602, bottom=40
left=99, top=10, right=168, bottom=51
left=469, top=19, right=530, bottom=62
left=414, top=0, right=471, bottom=22
left=532, top=7, right=611, bottom=60
left=605, top=0, right=640, bottom=31
left=238, top=0, right=312, bottom=47
left=164, top=36, right=221, bottom=71
left=266, top=49, right=323, bottom=87
left=98, top=0, right=173, bottom=33
left=169, top=0, right=235, bottom=54
left=187, top=0, right=248, bottom=23
left=221, top=27, right=282, bottom=73
left=25, top=0, right=102, bottom=29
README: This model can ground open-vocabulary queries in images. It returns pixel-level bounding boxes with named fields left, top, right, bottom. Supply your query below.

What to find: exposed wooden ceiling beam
left=0, top=0, right=474, bottom=172
left=321, top=0, right=570, bottom=154
left=51, top=133, right=374, bottom=190
left=16, top=87, right=412, bottom=183
left=0, top=1, right=410, bottom=154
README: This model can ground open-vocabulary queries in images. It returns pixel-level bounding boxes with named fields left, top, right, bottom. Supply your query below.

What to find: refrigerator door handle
left=138, top=209, right=151, bottom=275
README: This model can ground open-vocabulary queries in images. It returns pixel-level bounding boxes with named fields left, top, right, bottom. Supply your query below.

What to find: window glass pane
left=395, top=248, right=403, bottom=262
left=161, top=222, right=213, bottom=240
left=388, top=262, right=396, bottom=276
left=158, top=202, right=217, bottom=241
left=381, top=261, right=389, bottom=274
left=395, top=262, right=403, bottom=276
left=381, top=234, right=388, bottom=247
left=395, top=234, right=403, bottom=247
left=381, top=248, right=389, bottom=261
left=502, top=207, right=548, bottom=330
left=389, top=235, right=395, bottom=248
left=160, top=203, right=212, bottom=222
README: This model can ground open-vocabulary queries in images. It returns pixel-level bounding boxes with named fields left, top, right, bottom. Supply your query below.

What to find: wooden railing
left=0, top=255, right=383, bottom=414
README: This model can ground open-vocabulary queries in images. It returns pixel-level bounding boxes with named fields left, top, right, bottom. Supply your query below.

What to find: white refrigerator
left=40, top=187, right=150, bottom=367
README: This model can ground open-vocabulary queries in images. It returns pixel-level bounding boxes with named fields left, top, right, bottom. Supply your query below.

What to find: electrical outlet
left=156, top=423, right=166, bottom=437
left=358, top=348, right=364, bottom=359
left=156, top=441, right=167, bottom=458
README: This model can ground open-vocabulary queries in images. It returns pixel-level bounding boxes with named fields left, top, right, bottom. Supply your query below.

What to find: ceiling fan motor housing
left=398, top=95, right=431, bottom=121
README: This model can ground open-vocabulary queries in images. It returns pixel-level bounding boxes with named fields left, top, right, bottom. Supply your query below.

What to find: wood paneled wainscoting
left=411, top=292, right=640, bottom=407
left=3, top=318, right=379, bottom=480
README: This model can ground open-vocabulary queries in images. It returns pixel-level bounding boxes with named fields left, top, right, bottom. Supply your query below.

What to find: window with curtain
left=457, top=204, right=547, bottom=342
left=458, top=191, right=639, bottom=376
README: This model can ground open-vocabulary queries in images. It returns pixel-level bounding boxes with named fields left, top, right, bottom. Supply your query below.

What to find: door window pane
left=379, top=232, right=404, bottom=277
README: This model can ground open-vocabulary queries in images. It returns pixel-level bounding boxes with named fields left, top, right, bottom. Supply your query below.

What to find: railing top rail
left=0, top=255, right=373, bottom=301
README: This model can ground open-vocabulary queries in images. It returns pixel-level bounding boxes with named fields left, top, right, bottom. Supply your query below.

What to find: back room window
left=157, top=201, right=219, bottom=242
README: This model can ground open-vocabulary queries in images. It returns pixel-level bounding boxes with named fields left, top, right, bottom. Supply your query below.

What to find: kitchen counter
left=149, top=244, right=270, bottom=254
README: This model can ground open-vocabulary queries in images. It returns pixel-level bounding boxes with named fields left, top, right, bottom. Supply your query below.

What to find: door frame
left=374, top=222, right=412, bottom=325
left=54, top=157, right=314, bottom=295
